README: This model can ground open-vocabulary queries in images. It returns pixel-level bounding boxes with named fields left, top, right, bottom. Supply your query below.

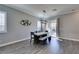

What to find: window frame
left=0, top=11, right=7, bottom=33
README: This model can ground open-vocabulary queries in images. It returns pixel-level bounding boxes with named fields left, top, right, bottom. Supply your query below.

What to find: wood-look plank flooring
left=0, top=37, right=79, bottom=54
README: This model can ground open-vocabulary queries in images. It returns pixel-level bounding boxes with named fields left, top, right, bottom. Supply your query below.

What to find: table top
left=34, top=32, right=48, bottom=36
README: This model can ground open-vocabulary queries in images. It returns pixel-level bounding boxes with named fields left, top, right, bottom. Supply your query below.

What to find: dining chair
left=30, top=32, right=34, bottom=43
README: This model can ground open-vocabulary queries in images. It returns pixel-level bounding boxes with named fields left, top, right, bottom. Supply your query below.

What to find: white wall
left=59, top=12, right=79, bottom=40
left=0, top=5, right=38, bottom=45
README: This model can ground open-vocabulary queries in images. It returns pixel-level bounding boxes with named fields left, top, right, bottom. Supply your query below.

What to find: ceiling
left=4, top=4, right=79, bottom=20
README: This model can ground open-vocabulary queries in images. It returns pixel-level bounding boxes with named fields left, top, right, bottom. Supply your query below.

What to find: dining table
left=34, top=32, right=48, bottom=43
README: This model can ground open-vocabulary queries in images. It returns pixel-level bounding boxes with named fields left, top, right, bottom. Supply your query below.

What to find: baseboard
left=0, top=37, right=30, bottom=47
left=58, top=36, right=79, bottom=42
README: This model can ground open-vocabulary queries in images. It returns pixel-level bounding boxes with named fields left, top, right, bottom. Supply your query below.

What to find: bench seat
left=39, top=35, right=51, bottom=41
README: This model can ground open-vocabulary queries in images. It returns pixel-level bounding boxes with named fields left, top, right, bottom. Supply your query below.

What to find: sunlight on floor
left=48, top=37, right=62, bottom=53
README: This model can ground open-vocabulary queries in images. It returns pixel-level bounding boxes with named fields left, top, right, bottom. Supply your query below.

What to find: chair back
left=31, top=32, right=34, bottom=35
left=45, top=30, right=48, bottom=32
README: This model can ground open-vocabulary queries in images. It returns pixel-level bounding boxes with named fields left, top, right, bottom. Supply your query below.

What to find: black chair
left=30, top=32, right=34, bottom=43
left=45, top=30, right=48, bottom=32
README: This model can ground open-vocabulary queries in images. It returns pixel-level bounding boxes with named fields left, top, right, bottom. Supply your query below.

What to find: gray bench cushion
left=39, top=35, right=51, bottom=40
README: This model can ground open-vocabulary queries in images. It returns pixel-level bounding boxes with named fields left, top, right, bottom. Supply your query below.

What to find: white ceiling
left=4, top=4, right=79, bottom=20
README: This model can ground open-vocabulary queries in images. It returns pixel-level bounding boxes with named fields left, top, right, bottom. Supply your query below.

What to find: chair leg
left=30, top=39, right=32, bottom=43
left=30, top=37, right=32, bottom=44
left=48, top=36, right=51, bottom=42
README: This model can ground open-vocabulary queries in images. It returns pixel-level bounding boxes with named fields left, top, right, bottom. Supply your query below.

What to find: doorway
left=48, top=19, right=57, bottom=37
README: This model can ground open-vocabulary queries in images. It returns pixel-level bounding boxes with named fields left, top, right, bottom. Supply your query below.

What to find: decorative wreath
left=20, top=20, right=31, bottom=26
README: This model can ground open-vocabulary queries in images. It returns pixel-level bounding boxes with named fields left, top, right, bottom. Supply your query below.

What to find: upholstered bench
left=39, top=35, right=51, bottom=44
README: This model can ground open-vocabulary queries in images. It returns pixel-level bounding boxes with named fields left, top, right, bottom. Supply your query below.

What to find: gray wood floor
left=0, top=37, right=79, bottom=54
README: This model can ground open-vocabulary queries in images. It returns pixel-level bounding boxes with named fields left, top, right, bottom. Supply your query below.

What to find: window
left=0, top=11, right=7, bottom=33
left=37, top=21, right=41, bottom=31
